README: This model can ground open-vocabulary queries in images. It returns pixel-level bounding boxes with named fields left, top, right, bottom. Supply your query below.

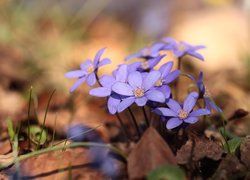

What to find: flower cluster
left=65, top=38, right=221, bottom=131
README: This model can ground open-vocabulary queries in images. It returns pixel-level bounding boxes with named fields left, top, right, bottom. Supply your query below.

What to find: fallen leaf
left=0, top=172, right=8, bottom=180
left=240, top=136, right=250, bottom=169
left=127, top=127, right=177, bottom=179
left=212, top=154, right=247, bottom=179
left=0, top=141, right=11, bottom=155
left=20, top=148, right=106, bottom=180
left=176, top=137, right=223, bottom=164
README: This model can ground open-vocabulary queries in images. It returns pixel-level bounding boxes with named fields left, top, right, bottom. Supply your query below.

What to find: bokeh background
left=0, top=0, right=249, bottom=137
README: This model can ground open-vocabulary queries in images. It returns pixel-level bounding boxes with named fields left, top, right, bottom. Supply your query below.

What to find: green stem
left=0, top=142, right=127, bottom=170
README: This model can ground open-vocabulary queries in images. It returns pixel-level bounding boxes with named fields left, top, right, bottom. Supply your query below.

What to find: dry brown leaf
left=212, top=154, right=247, bottom=179
left=240, top=136, right=250, bottom=170
left=0, top=141, right=11, bottom=155
left=176, top=137, right=223, bottom=164
left=20, top=148, right=106, bottom=180
left=127, top=127, right=177, bottom=179
left=0, top=172, right=8, bottom=180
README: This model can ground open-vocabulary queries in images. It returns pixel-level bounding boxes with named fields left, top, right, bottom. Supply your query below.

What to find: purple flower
left=154, top=92, right=210, bottom=129
left=128, top=55, right=165, bottom=72
left=162, top=37, right=205, bottom=61
left=67, top=124, right=102, bottom=142
left=65, top=48, right=111, bottom=92
left=112, top=70, right=165, bottom=112
left=125, top=42, right=165, bottom=61
left=89, top=65, right=128, bottom=114
left=153, top=61, right=181, bottom=98
left=190, top=72, right=222, bottom=113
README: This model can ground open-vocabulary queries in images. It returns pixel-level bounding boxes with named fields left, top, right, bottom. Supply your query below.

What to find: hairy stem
left=142, top=106, right=149, bottom=127
left=128, top=107, right=141, bottom=138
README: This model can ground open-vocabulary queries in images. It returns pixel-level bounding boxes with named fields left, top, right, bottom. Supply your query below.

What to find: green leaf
left=7, top=117, right=15, bottom=142
left=224, top=137, right=245, bottom=154
left=147, top=165, right=185, bottom=180
left=27, top=125, right=48, bottom=145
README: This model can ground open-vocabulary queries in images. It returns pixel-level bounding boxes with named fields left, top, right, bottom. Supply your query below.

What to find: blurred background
left=0, top=0, right=249, bottom=137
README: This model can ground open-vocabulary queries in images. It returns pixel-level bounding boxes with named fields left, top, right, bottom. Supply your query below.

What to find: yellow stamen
left=155, top=79, right=163, bottom=87
left=141, top=61, right=149, bottom=70
left=134, top=88, right=145, bottom=97
left=87, top=65, right=94, bottom=74
left=178, top=110, right=188, bottom=120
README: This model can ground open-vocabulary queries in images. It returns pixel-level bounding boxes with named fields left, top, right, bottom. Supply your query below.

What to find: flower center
left=141, top=61, right=149, bottom=70
left=178, top=110, right=188, bottom=120
left=134, top=87, right=145, bottom=97
left=155, top=79, right=163, bottom=87
left=87, top=65, right=94, bottom=74
left=177, top=43, right=186, bottom=52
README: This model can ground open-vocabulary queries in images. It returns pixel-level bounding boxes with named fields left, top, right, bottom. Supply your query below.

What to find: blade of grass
left=27, top=86, right=33, bottom=149
left=37, top=89, right=56, bottom=149
left=51, top=113, right=58, bottom=147
left=7, top=117, right=15, bottom=142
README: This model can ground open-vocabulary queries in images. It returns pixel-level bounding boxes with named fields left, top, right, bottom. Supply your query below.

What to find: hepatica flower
left=112, top=71, right=165, bottom=112
left=65, top=48, right=111, bottom=92
left=154, top=92, right=210, bottom=129
left=128, top=55, right=165, bottom=72
left=89, top=65, right=128, bottom=114
left=154, top=61, right=181, bottom=98
left=162, top=37, right=205, bottom=61
left=125, top=42, right=165, bottom=61
left=191, top=72, right=222, bottom=113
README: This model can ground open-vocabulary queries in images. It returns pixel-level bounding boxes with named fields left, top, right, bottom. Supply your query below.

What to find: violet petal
left=183, top=92, right=198, bottom=113
left=154, top=107, right=177, bottom=117
left=184, top=116, right=198, bottom=124
left=112, top=82, right=133, bottom=96
left=166, top=117, right=183, bottom=129
left=93, top=48, right=106, bottom=66
left=65, top=70, right=85, bottom=78
left=135, top=96, right=147, bottom=106
left=146, top=89, right=165, bottom=103
left=70, top=76, right=86, bottom=92
left=89, top=87, right=111, bottom=97
left=143, top=70, right=161, bottom=91
left=86, top=73, right=96, bottom=86
left=118, top=97, right=135, bottom=112
left=128, top=71, right=142, bottom=89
